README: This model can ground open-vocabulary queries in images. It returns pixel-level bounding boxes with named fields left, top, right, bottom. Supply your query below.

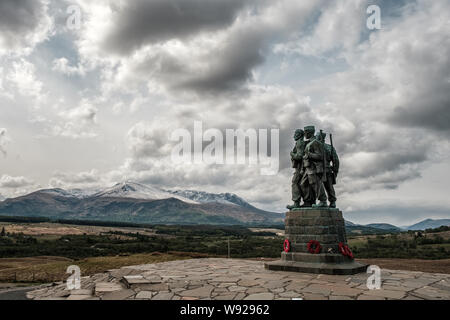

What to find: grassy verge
left=357, top=258, right=450, bottom=274
left=0, top=251, right=213, bottom=284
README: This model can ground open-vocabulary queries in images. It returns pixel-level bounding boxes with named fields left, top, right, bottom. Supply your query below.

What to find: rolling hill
left=404, top=219, right=450, bottom=231
left=365, top=223, right=402, bottom=231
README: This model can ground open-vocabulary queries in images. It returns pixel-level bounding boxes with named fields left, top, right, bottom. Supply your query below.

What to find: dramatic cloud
left=101, top=0, right=252, bottom=55
left=0, top=0, right=53, bottom=56
left=373, top=0, right=450, bottom=133
left=278, top=0, right=368, bottom=56
left=51, top=101, right=98, bottom=139
left=6, top=59, right=45, bottom=103
left=0, top=0, right=449, bottom=224
left=0, top=175, right=34, bottom=188
left=126, top=121, right=175, bottom=159
left=74, top=0, right=323, bottom=94
left=49, top=169, right=102, bottom=189
left=0, top=174, right=39, bottom=199
left=293, top=0, right=450, bottom=195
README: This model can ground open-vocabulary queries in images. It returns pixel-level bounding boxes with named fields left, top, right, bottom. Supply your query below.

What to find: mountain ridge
left=167, top=189, right=257, bottom=209
left=0, top=183, right=448, bottom=229
left=403, top=218, right=450, bottom=231
left=0, top=182, right=283, bottom=225
left=365, top=223, right=402, bottom=231
left=345, top=219, right=450, bottom=231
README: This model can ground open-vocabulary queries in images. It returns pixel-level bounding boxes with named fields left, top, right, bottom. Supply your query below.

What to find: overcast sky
left=0, top=0, right=449, bottom=226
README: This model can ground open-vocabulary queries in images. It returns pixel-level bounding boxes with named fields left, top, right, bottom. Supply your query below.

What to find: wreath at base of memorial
left=338, top=242, right=354, bottom=259
left=283, top=239, right=290, bottom=253
left=307, top=240, right=322, bottom=254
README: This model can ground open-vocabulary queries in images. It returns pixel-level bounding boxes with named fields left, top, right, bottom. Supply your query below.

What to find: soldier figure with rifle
left=287, top=129, right=305, bottom=210
left=300, top=126, right=327, bottom=207
left=316, top=131, right=340, bottom=208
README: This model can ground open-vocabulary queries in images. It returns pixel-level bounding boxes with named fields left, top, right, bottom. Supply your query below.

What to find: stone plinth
left=265, top=208, right=368, bottom=275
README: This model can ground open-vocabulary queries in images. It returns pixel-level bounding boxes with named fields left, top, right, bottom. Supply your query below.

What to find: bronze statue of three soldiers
left=287, top=125, right=340, bottom=210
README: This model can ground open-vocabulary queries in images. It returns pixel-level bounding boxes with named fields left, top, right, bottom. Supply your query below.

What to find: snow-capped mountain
left=168, top=190, right=255, bottom=208
left=0, top=181, right=283, bottom=225
left=39, top=182, right=199, bottom=204
left=92, top=182, right=199, bottom=204
left=40, top=188, right=100, bottom=199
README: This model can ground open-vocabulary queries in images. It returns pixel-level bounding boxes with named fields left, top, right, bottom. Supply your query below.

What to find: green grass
left=350, top=234, right=450, bottom=260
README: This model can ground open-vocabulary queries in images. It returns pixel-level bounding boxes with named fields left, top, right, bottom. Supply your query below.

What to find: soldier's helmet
left=304, top=125, right=315, bottom=133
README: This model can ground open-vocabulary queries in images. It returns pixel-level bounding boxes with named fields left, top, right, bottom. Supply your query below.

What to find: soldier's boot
left=329, top=201, right=336, bottom=208
left=286, top=201, right=300, bottom=210
left=313, top=201, right=328, bottom=208
left=300, top=202, right=313, bottom=207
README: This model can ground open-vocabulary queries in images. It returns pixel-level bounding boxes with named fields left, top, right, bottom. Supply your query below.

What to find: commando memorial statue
left=287, top=129, right=305, bottom=210
left=316, top=131, right=339, bottom=209
left=266, top=125, right=368, bottom=275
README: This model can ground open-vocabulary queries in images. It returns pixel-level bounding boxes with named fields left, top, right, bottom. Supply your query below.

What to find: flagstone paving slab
left=357, top=294, right=385, bottom=300
left=152, top=292, right=174, bottom=300
left=215, top=293, right=237, bottom=300
left=26, top=258, right=449, bottom=300
left=244, top=292, right=274, bottom=300
left=94, top=282, right=124, bottom=294
left=302, top=293, right=328, bottom=300
left=329, top=295, right=353, bottom=300
left=135, top=291, right=154, bottom=299
left=246, top=287, right=269, bottom=294
left=179, top=285, right=214, bottom=298
left=330, top=287, right=363, bottom=297
left=66, top=294, right=92, bottom=300
left=102, top=289, right=135, bottom=300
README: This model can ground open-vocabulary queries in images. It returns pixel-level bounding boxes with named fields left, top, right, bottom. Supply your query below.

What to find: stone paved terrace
left=27, top=258, right=450, bottom=300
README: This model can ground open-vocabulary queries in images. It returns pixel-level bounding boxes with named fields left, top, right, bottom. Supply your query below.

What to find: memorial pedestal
left=265, top=208, right=368, bottom=275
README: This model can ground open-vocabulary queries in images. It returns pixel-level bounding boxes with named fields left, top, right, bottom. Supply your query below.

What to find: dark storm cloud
left=101, top=0, right=271, bottom=94
left=103, top=0, right=253, bottom=55
left=352, top=149, right=427, bottom=179
left=0, top=0, right=50, bottom=51
left=391, top=90, right=450, bottom=132
left=0, top=0, right=41, bottom=32
left=127, top=39, right=265, bottom=95
left=176, top=29, right=266, bottom=93
left=0, top=0, right=52, bottom=56
left=388, top=22, right=450, bottom=132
